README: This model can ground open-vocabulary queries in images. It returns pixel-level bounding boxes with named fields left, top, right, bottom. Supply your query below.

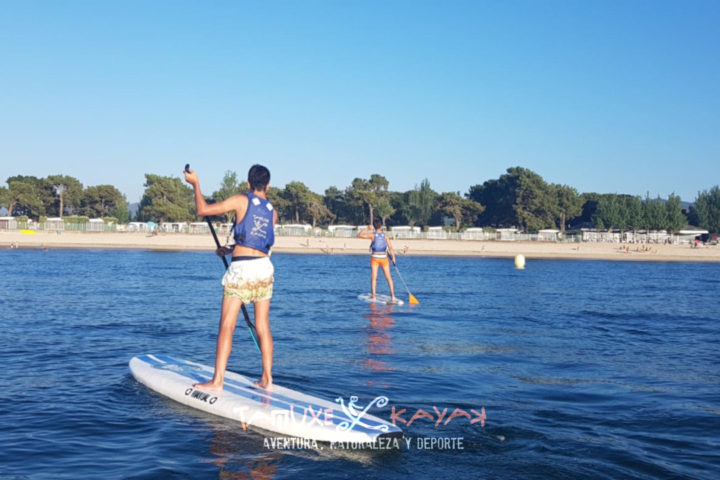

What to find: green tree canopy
left=513, top=169, right=557, bottom=231
left=137, top=174, right=195, bottom=222
left=345, top=174, right=391, bottom=226
left=436, top=192, right=484, bottom=230
left=211, top=170, right=246, bottom=222
left=592, top=193, right=686, bottom=232
left=266, top=186, right=290, bottom=223
left=282, top=181, right=315, bottom=224
left=642, top=193, right=668, bottom=231
left=387, top=191, right=408, bottom=225
left=469, top=167, right=567, bottom=231
left=664, top=193, right=686, bottom=233
left=323, top=186, right=351, bottom=224
left=623, top=195, right=644, bottom=231
left=213, top=170, right=244, bottom=200
left=46, top=174, right=83, bottom=217
left=405, top=178, right=437, bottom=227
left=0, top=185, right=8, bottom=213
left=468, top=167, right=524, bottom=228
left=275, top=181, right=336, bottom=227
left=0, top=167, right=706, bottom=233
left=373, top=196, right=395, bottom=226
left=306, top=192, right=335, bottom=228
left=593, top=194, right=642, bottom=231
left=4, top=177, right=47, bottom=218
left=572, top=193, right=602, bottom=228
left=689, top=186, right=720, bottom=232
left=553, top=184, right=583, bottom=232
left=80, top=185, right=129, bottom=222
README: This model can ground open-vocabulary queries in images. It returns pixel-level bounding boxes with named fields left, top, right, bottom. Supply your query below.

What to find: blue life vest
left=371, top=232, right=388, bottom=256
left=233, top=193, right=275, bottom=254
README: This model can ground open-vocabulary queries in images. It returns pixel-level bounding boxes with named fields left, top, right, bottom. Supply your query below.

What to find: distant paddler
left=358, top=218, right=399, bottom=304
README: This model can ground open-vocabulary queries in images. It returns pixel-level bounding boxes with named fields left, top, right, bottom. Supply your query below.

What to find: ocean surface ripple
left=1, top=249, right=718, bottom=479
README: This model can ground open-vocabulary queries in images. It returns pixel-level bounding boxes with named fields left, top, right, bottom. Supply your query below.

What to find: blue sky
left=1, top=0, right=718, bottom=203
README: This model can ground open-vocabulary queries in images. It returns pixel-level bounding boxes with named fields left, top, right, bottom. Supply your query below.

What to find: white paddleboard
left=357, top=294, right=404, bottom=306
left=129, top=354, right=402, bottom=443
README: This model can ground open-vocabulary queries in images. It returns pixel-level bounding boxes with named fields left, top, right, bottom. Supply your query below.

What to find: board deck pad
left=357, top=294, right=404, bottom=305
left=129, top=354, right=402, bottom=443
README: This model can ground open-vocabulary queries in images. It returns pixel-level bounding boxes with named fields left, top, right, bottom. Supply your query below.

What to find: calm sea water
left=1, top=248, right=718, bottom=479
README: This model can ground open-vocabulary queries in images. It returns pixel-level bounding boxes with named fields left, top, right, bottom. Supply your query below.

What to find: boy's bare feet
left=254, top=376, right=273, bottom=391
left=193, top=380, right=223, bottom=393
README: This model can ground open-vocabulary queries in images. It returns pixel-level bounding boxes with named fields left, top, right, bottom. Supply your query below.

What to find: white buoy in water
left=514, top=254, right=526, bottom=270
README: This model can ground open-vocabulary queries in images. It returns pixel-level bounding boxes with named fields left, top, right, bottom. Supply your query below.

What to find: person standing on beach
left=184, top=164, right=277, bottom=392
left=358, top=218, right=398, bottom=303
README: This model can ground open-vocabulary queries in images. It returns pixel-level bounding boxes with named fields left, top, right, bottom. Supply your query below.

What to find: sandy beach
left=2, top=230, right=719, bottom=262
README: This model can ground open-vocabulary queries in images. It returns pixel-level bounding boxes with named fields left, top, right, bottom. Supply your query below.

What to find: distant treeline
left=2, top=167, right=719, bottom=233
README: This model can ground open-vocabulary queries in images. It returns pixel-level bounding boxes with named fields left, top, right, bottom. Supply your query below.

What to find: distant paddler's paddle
left=185, top=163, right=261, bottom=353
left=392, top=260, right=419, bottom=305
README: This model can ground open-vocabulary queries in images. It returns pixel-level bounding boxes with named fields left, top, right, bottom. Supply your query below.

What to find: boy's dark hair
left=373, top=218, right=383, bottom=230
left=248, top=164, right=270, bottom=191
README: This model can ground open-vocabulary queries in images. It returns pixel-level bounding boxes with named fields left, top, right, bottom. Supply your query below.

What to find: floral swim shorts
left=222, top=256, right=274, bottom=303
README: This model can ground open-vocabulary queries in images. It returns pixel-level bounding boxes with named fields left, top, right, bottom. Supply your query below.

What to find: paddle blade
left=409, top=293, right=420, bottom=305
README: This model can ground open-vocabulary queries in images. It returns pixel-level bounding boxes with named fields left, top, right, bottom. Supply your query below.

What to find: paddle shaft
left=392, top=261, right=418, bottom=304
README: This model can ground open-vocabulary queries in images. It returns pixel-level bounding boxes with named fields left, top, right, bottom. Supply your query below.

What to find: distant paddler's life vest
left=233, top=193, right=275, bottom=254
left=370, top=232, right=388, bottom=258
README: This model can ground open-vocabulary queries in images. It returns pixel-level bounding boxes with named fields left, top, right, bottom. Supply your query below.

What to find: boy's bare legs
left=253, top=298, right=273, bottom=389
left=381, top=264, right=398, bottom=302
left=194, top=296, right=242, bottom=393
left=370, top=263, right=379, bottom=299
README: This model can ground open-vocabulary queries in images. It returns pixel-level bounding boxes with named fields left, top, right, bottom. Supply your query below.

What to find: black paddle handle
left=186, top=163, right=230, bottom=270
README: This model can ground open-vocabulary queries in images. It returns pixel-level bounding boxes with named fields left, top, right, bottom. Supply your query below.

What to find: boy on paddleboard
left=358, top=218, right=399, bottom=303
left=184, top=164, right=277, bottom=392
